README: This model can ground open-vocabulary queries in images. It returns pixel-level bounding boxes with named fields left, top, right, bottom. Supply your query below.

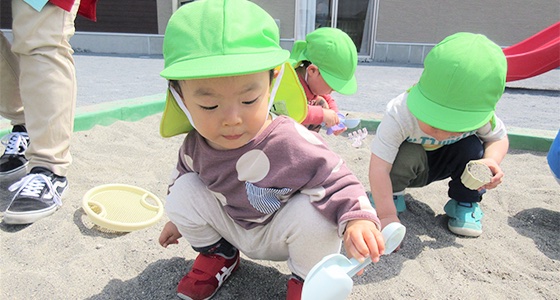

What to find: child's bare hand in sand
left=159, top=221, right=182, bottom=248
left=343, top=219, right=385, bottom=275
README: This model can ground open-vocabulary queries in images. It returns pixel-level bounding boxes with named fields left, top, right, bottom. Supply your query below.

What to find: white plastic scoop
left=301, top=222, right=406, bottom=300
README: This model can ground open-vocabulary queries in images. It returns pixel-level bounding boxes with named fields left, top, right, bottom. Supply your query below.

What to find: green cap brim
left=289, top=46, right=357, bottom=95
left=407, top=85, right=494, bottom=132
left=161, top=51, right=289, bottom=80
left=320, top=70, right=357, bottom=95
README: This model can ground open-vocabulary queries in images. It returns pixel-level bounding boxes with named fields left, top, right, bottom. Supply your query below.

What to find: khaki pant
left=166, top=173, right=342, bottom=279
left=0, top=0, right=80, bottom=176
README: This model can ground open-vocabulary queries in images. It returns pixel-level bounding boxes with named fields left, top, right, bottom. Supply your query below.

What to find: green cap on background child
left=407, top=32, right=507, bottom=133
left=159, top=0, right=305, bottom=137
left=290, top=27, right=358, bottom=95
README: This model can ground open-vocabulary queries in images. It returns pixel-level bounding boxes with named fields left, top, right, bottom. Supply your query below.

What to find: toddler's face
left=178, top=71, right=272, bottom=150
left=417, top=120, right=463, bottom=141
left=306, top=65, right=333, bottom=96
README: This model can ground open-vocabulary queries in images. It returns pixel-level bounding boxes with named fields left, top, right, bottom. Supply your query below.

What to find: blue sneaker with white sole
left=367, top=191, right=407, bottom=213
left=393, top=193, right=406, bottom=213
left=444, top=199, right=484, bottom=237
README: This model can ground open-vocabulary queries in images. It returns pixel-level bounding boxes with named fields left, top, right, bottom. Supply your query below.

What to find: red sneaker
left=177, top=251, right=240, bottom=300
left=286, top=277, right=304, bottom=300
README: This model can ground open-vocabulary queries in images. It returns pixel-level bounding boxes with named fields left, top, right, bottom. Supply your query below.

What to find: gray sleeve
left=476, top=115, right=508, bottom=142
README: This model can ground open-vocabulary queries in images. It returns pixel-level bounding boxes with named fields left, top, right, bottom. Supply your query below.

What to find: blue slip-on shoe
left=367, top=191, right=407, bottom=213
left=393, top=192, right=406, bottom=213
left=444, top=199, right=484, bottom=237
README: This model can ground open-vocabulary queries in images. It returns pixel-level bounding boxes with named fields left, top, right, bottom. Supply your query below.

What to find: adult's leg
left=0, top=31, right=28, bottom=177
left=10, top=0, right=80, bottom=176
left=0, top=31, right=24, bottom=124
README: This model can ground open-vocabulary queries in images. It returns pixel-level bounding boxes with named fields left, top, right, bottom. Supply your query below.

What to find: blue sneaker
left=444, top=199, right=484, bottom=237
left=393, top=192, right=406, bottom=213
left=367, top=191, right=406, bottom=213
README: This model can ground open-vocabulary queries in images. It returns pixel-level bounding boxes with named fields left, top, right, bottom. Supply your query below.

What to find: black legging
left=426, top=135, right=485, bottom=202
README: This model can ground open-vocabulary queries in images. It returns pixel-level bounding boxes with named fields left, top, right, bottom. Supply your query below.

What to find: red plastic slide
left=503, top=21, right=560, bottom=82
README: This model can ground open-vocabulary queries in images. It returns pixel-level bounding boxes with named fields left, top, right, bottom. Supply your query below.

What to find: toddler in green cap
left=368, top=32, right=509, bottom=238
left=290, top=27, right=358, bottom=135
left=156, top=1, right=384, bottom=299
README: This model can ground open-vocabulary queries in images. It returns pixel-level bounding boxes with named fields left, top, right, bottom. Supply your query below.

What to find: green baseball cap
left=290, top=27, right=358, bottom=95
left=159, top=0, right=298, bottom=137
left=160, top=0, right=289, bottom=80
left=407, top=32, right=507, bottom=133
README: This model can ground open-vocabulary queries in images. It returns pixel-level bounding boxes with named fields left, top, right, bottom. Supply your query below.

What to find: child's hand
left=343, top=219, right=385, bottom=275
left=475, top=158, right=504, bottom=190
left=159, top=221, right=182, bottom=248
left=322, top=108, right=340, bottom=127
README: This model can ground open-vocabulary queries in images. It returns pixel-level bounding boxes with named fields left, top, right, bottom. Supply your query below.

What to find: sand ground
left=1, top=113, right=558, bottom=299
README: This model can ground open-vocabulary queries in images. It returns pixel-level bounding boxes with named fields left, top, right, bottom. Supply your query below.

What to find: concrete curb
left=71, top=94, right=166, bottom=132
left=0, top=94, right=165, bottom=137
left=0, top=96, right=554, bottom=153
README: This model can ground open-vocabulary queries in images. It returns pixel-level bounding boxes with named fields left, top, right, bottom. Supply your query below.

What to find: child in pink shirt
left=290, top=27, right=358, bottom=135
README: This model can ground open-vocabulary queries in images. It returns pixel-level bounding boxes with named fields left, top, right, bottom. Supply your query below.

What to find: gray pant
left=165, top=173, right=342, bottom=278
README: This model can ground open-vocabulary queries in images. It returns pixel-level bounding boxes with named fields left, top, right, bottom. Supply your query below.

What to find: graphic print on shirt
left=236, top=149, right=293, bottom=214
left=245, top=183, right=292, bottom=214
left=406, top=131, right=475, bottom=150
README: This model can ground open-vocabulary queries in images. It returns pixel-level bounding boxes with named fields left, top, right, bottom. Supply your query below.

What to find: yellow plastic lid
left=82, top=184, right=164, bottom=232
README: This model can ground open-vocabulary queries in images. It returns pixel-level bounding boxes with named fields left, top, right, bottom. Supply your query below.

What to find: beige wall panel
left=254, top=0, right=296, bottom=39
left=376, top=0, right=559, bottom=46
left=156, top=0, right=173, bottom=34
left=155, top=1, right=296, bottom=38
